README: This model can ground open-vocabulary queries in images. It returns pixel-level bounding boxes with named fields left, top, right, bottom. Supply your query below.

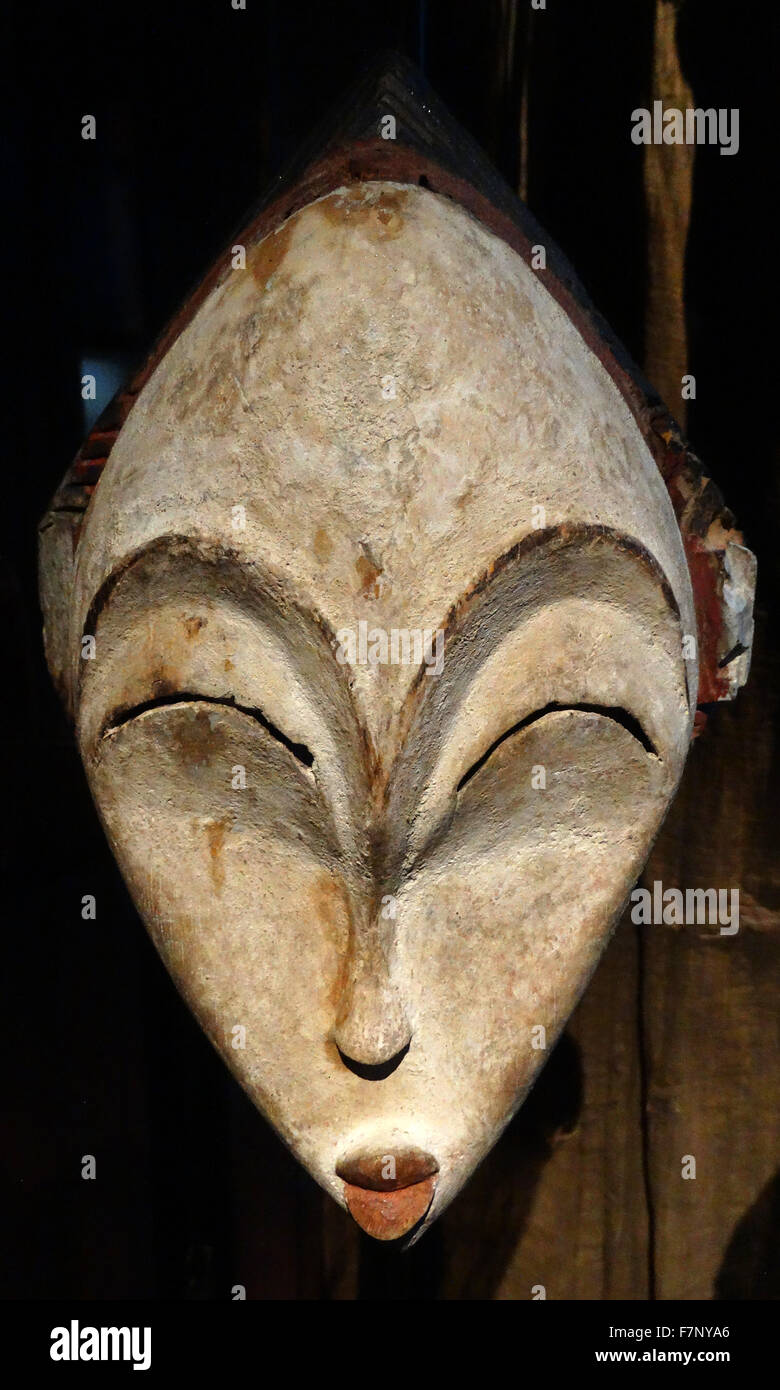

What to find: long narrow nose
left=333, top=917, right=411, bottom=1070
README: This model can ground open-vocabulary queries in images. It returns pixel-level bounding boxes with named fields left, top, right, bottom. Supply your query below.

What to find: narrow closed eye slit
left=101, top=691, right=315, bottom=769
left=457, top=701, right=658, bottom=793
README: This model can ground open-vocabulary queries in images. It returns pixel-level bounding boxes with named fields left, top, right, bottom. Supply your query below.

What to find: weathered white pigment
left=42, top=182, right=699, bottom=1239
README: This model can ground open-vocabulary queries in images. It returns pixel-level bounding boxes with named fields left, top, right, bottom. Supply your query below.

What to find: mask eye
left=101, top=691, right=315, bottom=771
left=457, top=702, right=658, bottom=794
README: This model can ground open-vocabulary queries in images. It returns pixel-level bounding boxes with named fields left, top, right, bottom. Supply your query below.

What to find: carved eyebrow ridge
left=76, top=533, right=342, bottom=707
left=398, top=523, right=689, bottom=734
left=101, top=691, right=315, bottom=769
left=456, top=702, right=658, bottom=793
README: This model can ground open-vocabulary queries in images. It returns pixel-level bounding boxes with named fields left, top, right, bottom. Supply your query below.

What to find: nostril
left=336, top=1040, right=410, bottom=1081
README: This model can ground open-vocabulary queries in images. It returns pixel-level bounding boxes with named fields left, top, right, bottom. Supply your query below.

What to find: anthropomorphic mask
left=39, top=62, right=755, bottom=1242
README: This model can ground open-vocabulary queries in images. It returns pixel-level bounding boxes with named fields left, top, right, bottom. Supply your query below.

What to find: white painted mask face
left=39, top=177, right=752, bottom=1242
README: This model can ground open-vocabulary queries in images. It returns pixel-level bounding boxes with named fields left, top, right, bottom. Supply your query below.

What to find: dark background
left=2, top=0, right=776, bottom=1298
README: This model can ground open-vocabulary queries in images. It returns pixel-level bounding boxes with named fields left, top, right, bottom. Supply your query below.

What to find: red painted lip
left=342, top=1177, right=437, bottom=1240
left=336, top=1148, right=439, bottom=1240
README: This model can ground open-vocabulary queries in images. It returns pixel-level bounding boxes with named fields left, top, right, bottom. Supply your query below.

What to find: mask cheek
left=83, top=708, right=351, bottom=1112
left=394, top=715, right=673, bottom=1141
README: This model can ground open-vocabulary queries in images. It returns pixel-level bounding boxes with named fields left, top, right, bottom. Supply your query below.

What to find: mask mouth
left=336, top=1147, right=439, bottom=1240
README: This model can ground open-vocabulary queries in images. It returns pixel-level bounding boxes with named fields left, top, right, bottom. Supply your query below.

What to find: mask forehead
left=71, top=181, right=695, bottom=743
